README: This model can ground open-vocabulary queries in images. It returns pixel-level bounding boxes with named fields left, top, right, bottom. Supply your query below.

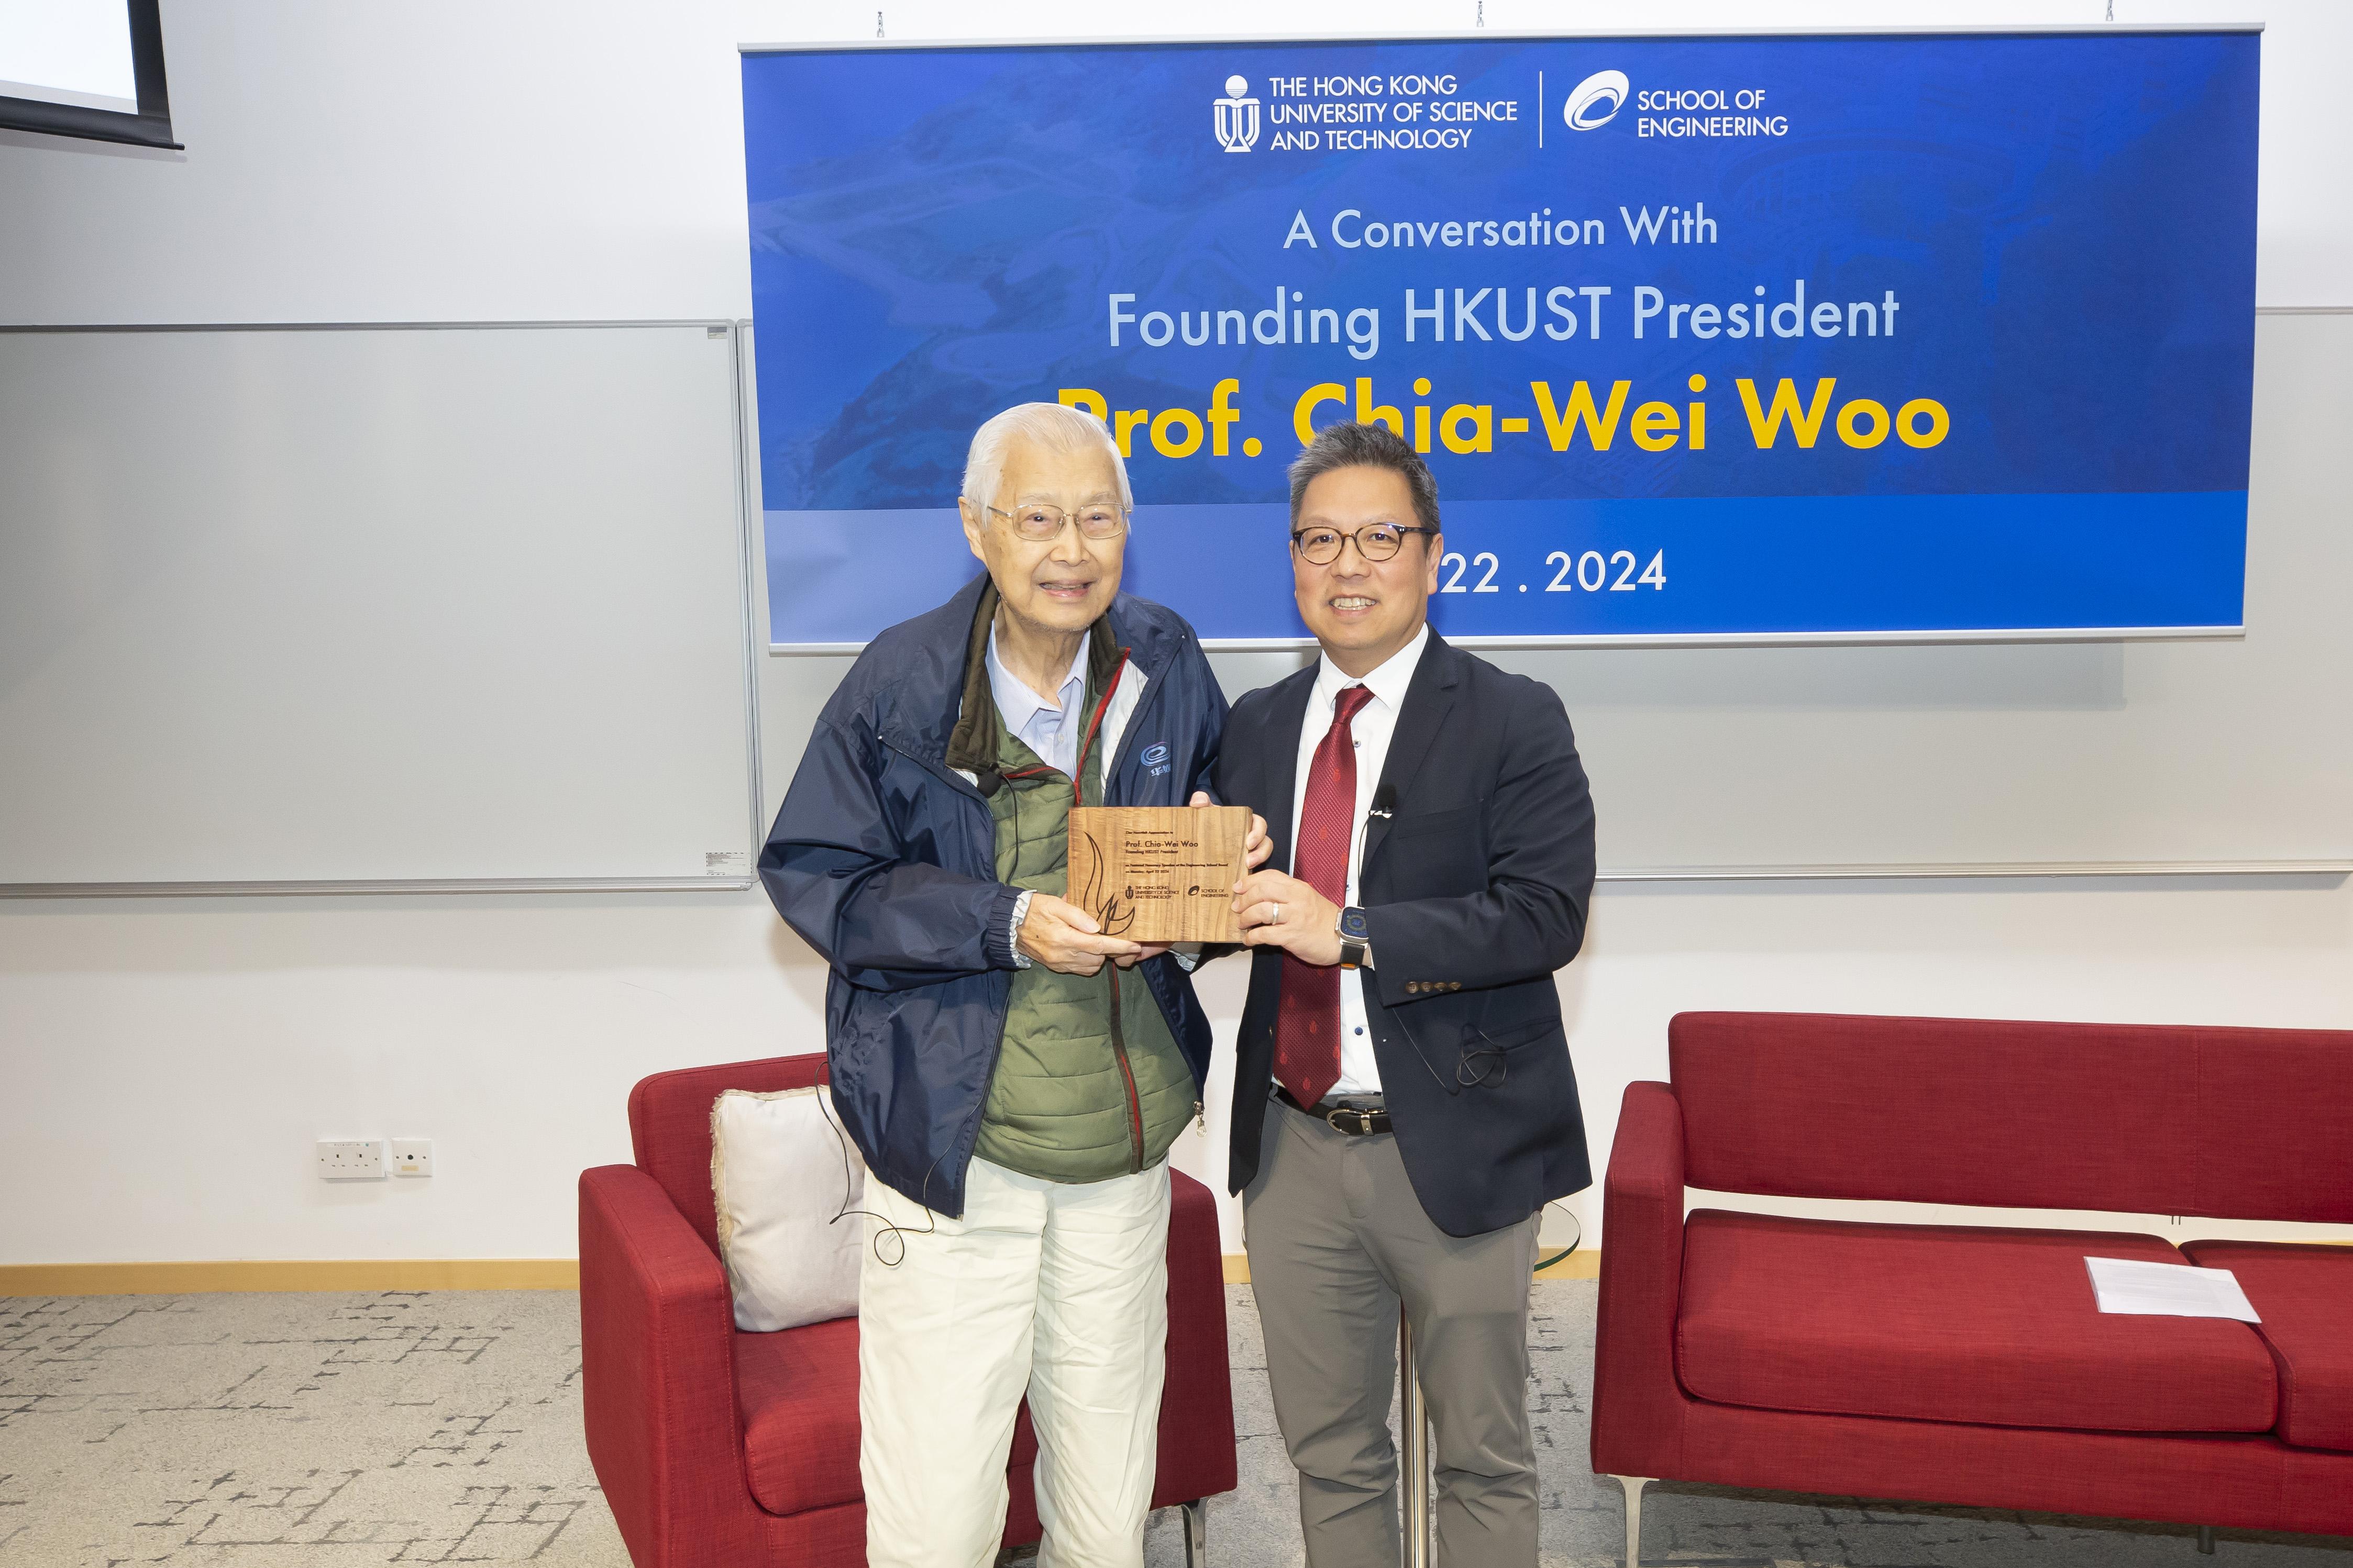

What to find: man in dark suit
left=1216, top=420, right=1596, bottom=1567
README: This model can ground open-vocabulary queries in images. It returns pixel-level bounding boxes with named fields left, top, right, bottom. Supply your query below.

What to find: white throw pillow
left=709, top=1085, right=866, bottom=1332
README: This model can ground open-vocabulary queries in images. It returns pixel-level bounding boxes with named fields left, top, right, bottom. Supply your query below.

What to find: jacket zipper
left=1074, top=650, right=1130, bottom=781
left=1107, top=967, right=1145, bottom=1174
left=1080, top=654, right=1147, bottom=1175
left=1112, top=664, right=1209, bottom=1151
left=1101, top=651, right=1175, bottom=787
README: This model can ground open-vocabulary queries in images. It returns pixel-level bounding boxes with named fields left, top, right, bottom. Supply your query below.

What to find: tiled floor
left=3, top=1283, right=2347, bottom=1566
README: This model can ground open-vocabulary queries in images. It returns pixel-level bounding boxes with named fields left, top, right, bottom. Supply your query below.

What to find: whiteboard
left=0, top=323, right=760, bottom=893
left=758, top=311, right=2351, bottom=878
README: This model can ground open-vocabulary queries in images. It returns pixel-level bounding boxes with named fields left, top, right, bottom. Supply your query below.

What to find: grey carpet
left=3, top=1283, right=2346, bottom=1566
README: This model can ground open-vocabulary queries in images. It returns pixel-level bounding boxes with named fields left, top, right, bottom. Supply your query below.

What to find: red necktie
left=1273, top=684, right=1374, bottom=1109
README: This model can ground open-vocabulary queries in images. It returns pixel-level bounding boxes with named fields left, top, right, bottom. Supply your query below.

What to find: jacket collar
left=1305, top=622, right=1427, bottom=729
left=1265, top=630, right=1460, bottom=874
left=889, top=573, right=1168, bottom=766
left=1360, top=632, right=1461, bottom=871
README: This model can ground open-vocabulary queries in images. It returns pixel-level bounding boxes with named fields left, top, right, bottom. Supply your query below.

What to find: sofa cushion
left=1678, top=1211, right=2278, bottom=1433
left=2182, top=1241, right=2353, bottom=1453
left=735, top=1317, right=1039, bottom=1516
left=710, top=1085, right=865, bottom=1332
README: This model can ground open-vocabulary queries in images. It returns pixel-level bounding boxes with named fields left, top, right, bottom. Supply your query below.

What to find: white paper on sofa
left=711, top=1086, right=866, bottom=1332
left=2084, top=1256, right=2260, bottom=1323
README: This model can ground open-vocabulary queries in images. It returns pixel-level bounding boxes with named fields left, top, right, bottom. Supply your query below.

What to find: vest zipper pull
left=1195, top=1099, right=1207, bottom=1134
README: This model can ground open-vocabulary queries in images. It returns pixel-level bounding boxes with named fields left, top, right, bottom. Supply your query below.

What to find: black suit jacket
left=1216, top=633, right=1597, bottom=1237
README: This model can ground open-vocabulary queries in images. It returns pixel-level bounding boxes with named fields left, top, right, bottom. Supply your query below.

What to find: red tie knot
left=1333, top=684, right=1374, bottom=727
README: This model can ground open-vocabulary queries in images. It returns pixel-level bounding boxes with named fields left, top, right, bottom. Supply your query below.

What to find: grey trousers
left=1241, top=1098, right=1540, bottom=1568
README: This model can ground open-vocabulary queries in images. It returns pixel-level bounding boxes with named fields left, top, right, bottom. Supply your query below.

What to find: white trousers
left=858, top=1155, right=1171, bottom=1568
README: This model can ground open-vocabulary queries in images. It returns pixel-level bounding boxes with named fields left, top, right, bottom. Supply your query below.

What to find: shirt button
left=1354, top=1026, right=1364, bottom=1035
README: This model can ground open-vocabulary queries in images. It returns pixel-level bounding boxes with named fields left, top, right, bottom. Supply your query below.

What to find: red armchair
left=1593, top=1012, right=2353, bottom=1564
left=580, top=1052, right=1237, bottom=1567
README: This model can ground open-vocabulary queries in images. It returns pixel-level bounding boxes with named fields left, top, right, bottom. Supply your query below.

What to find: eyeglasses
left=1290, top=522, right=1438, bottom=565
left=989, top=502, right=1130, bottom=541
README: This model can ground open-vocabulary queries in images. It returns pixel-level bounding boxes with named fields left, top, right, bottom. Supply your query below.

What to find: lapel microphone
left=1368, top=782, right=1396, bottom=821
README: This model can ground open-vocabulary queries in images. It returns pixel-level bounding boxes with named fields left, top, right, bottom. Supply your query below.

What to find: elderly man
left=760, top=402, right=1264, bottom=1568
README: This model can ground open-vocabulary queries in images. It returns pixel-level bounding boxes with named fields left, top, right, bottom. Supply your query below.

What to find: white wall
left=4, top=0, right=2351, bottom=1266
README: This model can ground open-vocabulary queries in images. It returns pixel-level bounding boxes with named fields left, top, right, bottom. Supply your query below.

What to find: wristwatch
left=1336, top=906, right=1370, bottom=970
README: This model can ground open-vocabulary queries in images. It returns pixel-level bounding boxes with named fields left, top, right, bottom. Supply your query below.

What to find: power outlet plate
left=317, top=1139, right=386, bottom=1180
left=390, top=1138, right=434, bottom=1178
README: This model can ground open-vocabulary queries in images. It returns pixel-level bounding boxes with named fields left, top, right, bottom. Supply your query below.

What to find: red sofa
left=580, top=1052, right=1237, bottom=1567
left=1594, top=1012, right=2353, bottom=1563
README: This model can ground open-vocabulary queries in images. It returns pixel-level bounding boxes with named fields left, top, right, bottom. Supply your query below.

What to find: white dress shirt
left=1289, top=622, right=1430, bottom=1095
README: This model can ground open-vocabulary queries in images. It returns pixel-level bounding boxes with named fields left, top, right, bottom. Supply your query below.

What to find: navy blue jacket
left=1216, top=634, right=1596, bottom=1237
left=760, top=574, right=1229, bottom=1217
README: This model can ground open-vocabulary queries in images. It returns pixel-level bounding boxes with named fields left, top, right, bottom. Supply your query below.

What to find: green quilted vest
left=975, top=708, right=1197, bottom=1184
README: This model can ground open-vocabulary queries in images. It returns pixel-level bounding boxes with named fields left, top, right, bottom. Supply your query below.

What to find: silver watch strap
left=1009, top=887, right=1035, bottom=969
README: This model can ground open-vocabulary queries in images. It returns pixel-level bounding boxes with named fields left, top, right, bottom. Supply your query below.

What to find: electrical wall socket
left=390, top=1138, right=434, bottom=1178
left=317, top=1139, right=386, bottom=1180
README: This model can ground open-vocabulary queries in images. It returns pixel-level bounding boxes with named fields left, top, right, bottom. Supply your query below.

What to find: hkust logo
left=1214, top=75, right=1261, bottom=152
left=1140, top=742, right=1172, bottom=776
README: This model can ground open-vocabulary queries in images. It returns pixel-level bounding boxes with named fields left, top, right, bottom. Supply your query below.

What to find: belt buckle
left=1325, top=1105, right=1372, bottom=1135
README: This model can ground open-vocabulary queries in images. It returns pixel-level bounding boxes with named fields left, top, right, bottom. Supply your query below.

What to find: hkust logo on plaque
left=1068, top=805, right=1251, bottom=943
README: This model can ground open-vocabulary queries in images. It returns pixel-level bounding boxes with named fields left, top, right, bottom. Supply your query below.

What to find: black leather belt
left=1275, top=1085, right=1391, bottom=1135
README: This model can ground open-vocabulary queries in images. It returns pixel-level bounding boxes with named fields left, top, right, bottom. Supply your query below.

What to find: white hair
left=961, top=402, right=1133, bottom=518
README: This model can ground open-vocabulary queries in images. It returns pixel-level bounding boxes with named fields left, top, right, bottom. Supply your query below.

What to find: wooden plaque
left=1067, top=805, right=1250, bottom=944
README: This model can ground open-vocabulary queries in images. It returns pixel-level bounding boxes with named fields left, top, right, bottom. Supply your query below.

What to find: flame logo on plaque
left=1077, top=831, right=1136, bottom=936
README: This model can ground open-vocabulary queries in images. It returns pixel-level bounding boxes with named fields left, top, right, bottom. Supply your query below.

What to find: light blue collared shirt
left=986, top=624, right=1090, bottom=779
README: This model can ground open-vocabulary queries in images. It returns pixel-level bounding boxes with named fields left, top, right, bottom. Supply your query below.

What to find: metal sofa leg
left=1609, top=1475, right=1653, bottom=1566
left=2199, top=1525, right=2217, bottom=1554
left=1180, top=1498, right=1207, bottom=1567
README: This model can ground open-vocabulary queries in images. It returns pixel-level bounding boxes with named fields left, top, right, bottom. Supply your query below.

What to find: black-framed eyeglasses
left=989, top=502, right=1130, bottom=541
left=1290, top=522, right=1438, bottom=565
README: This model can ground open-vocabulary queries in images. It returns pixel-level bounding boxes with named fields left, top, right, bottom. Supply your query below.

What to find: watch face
left=1339, top=907, right=1370, bottom=940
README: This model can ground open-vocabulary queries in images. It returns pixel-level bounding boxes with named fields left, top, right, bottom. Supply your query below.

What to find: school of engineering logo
left=1213, top=75, right=1261, bottom=152
left=1563, top=68, right=1629, bottom=130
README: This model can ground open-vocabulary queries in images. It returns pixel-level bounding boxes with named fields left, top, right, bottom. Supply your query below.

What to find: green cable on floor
left=1533, top=1204, right=1583, bottom=1274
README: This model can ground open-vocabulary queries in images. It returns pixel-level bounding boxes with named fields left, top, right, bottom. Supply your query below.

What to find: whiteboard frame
left=0, top=319, right=767, bottom=899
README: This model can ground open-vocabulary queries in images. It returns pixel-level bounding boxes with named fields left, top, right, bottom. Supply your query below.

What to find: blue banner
left=743, top=30, right=2258, bottom=646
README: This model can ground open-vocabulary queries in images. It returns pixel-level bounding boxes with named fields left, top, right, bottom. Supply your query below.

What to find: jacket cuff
left=1361, top=907, right=1433, bottom=1006
left=987, top=883, right=1029, bottom=969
